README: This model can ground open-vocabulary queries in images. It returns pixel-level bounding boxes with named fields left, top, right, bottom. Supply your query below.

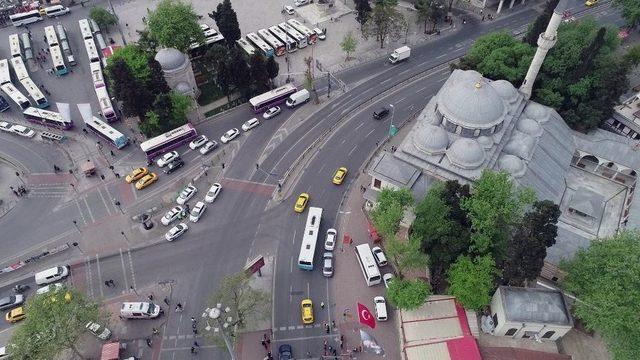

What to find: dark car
left=278, top=344, right=292, bottom=360
left=0, top=95, right=9, bottom=112
left=163, top=158, right=184, bottom=174
left=0, top=295, right=24, bottom=311
left=373, top=107, right=389, bottom=120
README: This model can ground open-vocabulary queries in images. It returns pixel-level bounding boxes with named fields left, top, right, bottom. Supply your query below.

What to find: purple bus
left=23, top=107, right=73, bottom=130
left=249, top=83, right=297, bottom=113
left=140, top=123, right=198, bottom=160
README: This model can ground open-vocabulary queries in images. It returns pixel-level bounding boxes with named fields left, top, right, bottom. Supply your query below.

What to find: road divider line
left=127, top=249, right=136, bottom=291
left=75, top=198, right=87, bottom=225
left=97, top=187, right=112, bottom=216
left=365, top=129, right=375, bottom=138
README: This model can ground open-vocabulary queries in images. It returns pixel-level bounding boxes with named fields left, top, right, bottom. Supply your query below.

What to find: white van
left=35, top=265, right=69, bottom=285
left=43, top=5, right=70, bottom=18
left=120, top=302, right=161, bottom=319
left=285, top=89, right=310, bottom=108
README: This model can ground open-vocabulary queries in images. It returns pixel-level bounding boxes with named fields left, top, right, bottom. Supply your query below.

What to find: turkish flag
left=357, top=302, right=376, bottom=329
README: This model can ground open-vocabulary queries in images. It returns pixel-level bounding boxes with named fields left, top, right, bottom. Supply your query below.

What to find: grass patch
left=204, top=97, right=247, bottom=118
left=197, top=81, right=225, bottom=106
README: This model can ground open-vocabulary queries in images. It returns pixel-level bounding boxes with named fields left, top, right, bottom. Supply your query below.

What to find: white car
left=324, top=228, right=337, bottom=251
left=263, top=106, right=281, bottom=119
left=36, top=282, right=64, bottom=295
left=176, top=185, right=197, bottom=205
left=294, top=0, right=309, bottom=7
left=199, top=140, right=218, bottom=155
left=165, top=223, right=188, bottom=241
left=156, top=151, right=179, bottom=167
left=189, top=135, right=208, bottom=150
left=313, top=27, right=326, bottom=40
left=284, top=5, right=295, bottom=14
left=220, top=128, right=239, bottom=143
left=0, top=121, right=13, bottom=132
left=372, top=246, right=388, bottom=267
left=383, top=273, right=395, bottom=289
left=322, top=252, right=333, bottom=277
left=161, top=206, right=185, bottom=226
left=373, top=296, right=388, bottom=321
left=205, top=183, right=222, bottom=203
left=11, top=124, right=35, bottom=138
left=189, top=201, right=207, bottom=222
left=241, top=118, right=260, bottom=132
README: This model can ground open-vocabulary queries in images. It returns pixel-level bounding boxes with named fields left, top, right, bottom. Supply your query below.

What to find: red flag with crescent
left=357, top=302, right=376, bottom=329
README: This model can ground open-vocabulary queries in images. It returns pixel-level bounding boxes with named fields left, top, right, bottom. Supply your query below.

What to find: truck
left=389, top=46, right=411, bottom=64
left=285, top=89, right=310, bottom=108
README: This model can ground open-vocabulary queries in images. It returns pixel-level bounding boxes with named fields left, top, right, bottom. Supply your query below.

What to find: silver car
left=322, top=252, right=333, bottom=277
left=263, top=106, right=281, bottom=119
left=176, top=185, right=197, bottom=205
left=0, top=295, right=24, bottom=311
left=165, top=223, right=188, bottom=241
left=85, top=321, right=112, bottom=340
left=189, top=201, right=207, bottom=222
left=220, top=128, right=239, bottom=144
left=161, top=206, right=185, bottom=226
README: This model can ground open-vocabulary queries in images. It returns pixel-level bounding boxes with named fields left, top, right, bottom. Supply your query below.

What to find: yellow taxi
left=125, top=167, right=149, bottom=183
left=585, top=0, right=598, bottom=6
left=332, top=167, right=348, bottom=185
left=294, top=193, right=310, bottom=213
left=5, top=307, right=25, bottom=323
left=301, top=299, right=314, bottom=324
left=135, top=173, right=158, bottom=190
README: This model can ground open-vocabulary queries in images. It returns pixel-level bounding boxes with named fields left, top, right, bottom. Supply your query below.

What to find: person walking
left=191, top=316, right=196, bottom=323
left=108, top=279, right=115, bottom=287
left=175, top=303, right=183, bottom=312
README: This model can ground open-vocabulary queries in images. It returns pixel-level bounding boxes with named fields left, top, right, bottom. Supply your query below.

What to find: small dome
left=176, top=81, right=192, bottom=95
left=498, top=154, right=526, bottom=177
left=477, top=136, right=494, bottom=149
left=523, top=102, right=549, bottom=121
left=414, top=124, right=449, bottom=155
left=155, top=48, right=186, bottom=71
left=438, top=70, right=507, bottom=130
left=517, top=118, right=543, bottom=137
left=446, top=138, right=485, bottom=169
left=491, top=80, right=519, bottom=103
left=504, top=131, right=536, bottom=160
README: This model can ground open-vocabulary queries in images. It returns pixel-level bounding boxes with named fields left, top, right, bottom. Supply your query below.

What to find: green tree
left=363, top=1, right=407, bottom=49
left=141, top=110, right=163, bottom=136
left=209, top=271, right=270, bottom=331
left=266, top=56, right=279, bottom=87
left=169, top=91, right=193, bottom=128
left=9, top=286, right=101, bottom=359
left=147, top=0, right=204, bottom=52
left=106, top=45, right=152, bottom=83
left=612, top=0, right=640, bottom=28
left=303, top=56, right=318, bottom=104
left=153, top=93, right=174, bottom=132
left=109, top=58, right=153, bottom=119
left=209, top=0, right=242, bottom=47
left=136, top=29, right=159, bottom=54
left=89, top=7, right=118, bottom=32
left=387, top=278, right=431, bottom=310
left=447, top=255, right=499, bottom=310
left=248, top=53, right=270, bottom=95
left=423, top=0, right=446, bottom=33
left=147, top=58, right=171, bottom=96
left=562, top=231, right=640, bottom=360
left=203, top=43, right=230, bottom=71
left=502, top=200, right=560, bottom=286
left=386, top=235, right=429, bottom=279
left=414, top=0, right=431, bottom=33
left=228, top=48, right=251, bottom=99
left=340, top=31, right=358, bottom=61
left=522, top=0, right=559, bottom=47
left=355, top=0, right=373, bottom=32
left=461, top=170, right=535, bottom=261
left=217, top=61, right=233, bottom=101
left=371, top=188, right=413, bottom=239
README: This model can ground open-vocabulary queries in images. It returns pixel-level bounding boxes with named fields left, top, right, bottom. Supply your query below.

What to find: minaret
left=519, top=0, right=568, bottom=99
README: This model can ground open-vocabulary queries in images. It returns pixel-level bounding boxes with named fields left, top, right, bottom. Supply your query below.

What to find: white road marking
left=348, top=145, right=358, bottom=157
left=290, top=257, right=293, bottom=273
left=83, top=197, right=96, bottom=223
left=75, top=198, right=87, bottom=225
left=365, top=128, right=375, bottom=138
left=96, top=187, right=112, bottom=216
left=399, top=68, right=411, bottom=75
left=307, top=282, right=310, bottom=297
left=95, top=254, right=104, bottom=298
left=318, top=162, right=326, bottom=174
left=436, top=53, right=447, bottom=59
left=354, top=121, right=365, bottom=131
left=397, top=96, right=407, bottom=103
left=275, top=333, right=339, bottom=343
left=127, top=249, right=136, bottom=290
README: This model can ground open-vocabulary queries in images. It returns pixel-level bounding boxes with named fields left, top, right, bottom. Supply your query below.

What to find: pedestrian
left=192, top=327, right=198, bottom=335
left=331, top=320, right=335, bottom=329
left=146, top=338, right=153, bottom=347
left=125, top=23, right=129, bottom=27
left=108, top=279, right=115, bottom=286
left=190, top=346, right=195, bottom=354
left=266, top=337, right=271, bottom=345
left=325, top=324, right=330, bottom=334
left=164, top=297, right=170, bottom=305
left=463, top=17, right=467, bottom=24
left=267, top=352, right=272, bottom=360
left=332, top=349, right=337, bottom=356
left=261, top=339, right=267, bottom=349
left=110, top=150, right=115, bottom=157
left=320, top=302, right=325, bottom=309
left=81, top=1, right=84, bottom=7
left=104, top=280, right=111, bottom=287
left=482, top=15, right=485, bottom=21
left=375, top=141, right=379, bottom=147
left=148, top=294, right=154, bottom=301
left=152, top=327, right=159, bottom=335
left=176, top=303, right=183, bottom=312
left=480, top=9, right=483, bottom=15
left=193, top=341, right=199, bottom=347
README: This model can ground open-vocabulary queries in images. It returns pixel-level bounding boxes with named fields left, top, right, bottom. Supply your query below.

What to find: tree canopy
left=371, top=188, right=413, bottom=239
left=340, top=31, right=358, bottom=61
left=612, top=0, right=640, bottom=28
left=355, top=0, right=372, bottom=31
left=147, top=0, right=204, bottom=52
left=362, top=0, right=407, bottom=48
left=210, top=271, right=270, bottom=331
left=447, top=255, right=499, bottom=310
left=89, top=7, right=118, bottom=31
left=386, top=235, right=428, bottom=279
left=387, top=278, right=431, bottom=310
left=106, top=44, right=152, bottom=83
left=208, top=0, right=241, bottom=47
left=522, top=0, right=559, bottom=47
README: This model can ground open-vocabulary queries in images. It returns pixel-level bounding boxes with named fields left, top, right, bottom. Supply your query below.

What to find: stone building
left=154, top=47, right=200, bottom=99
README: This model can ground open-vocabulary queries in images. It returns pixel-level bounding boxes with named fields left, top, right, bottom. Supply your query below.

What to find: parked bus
left=1, top=83, right=30, bottom=109
left=90, top=61, right=105, bottom=88
left=278, top=22, right=307, bottom=49
left=50, top=46, right=68, bottom=75
left=55, top=24, right=76, bottom=66
left=235, top=38, right=256, bottom=57
left=354, top=244, right=381, bottom=286
left=78, top=19, right=93, bottom=40
left=95, top=86, right=117, bottom=122
left=23, top=107, right=73, bottom=130
left=44, top=25, right=59, bottom=46
left=10, top=56, right=29, bottom=81
left=246, top=33, right=274, bottom=58
left=9, top=34, right=21, bottom=58
left=84, top=38, right=100, bottom=63
left=9, top=10, right=42, bottom=27
left=20, top=33, right=33, bottom=60
left=20, top=77, right=48, bottom=108
left=287, top=19, right=317, bottom=44
left=257, top=29, right=285, bottom=57
left=84, top=116, right=129, bottom=149
left=139, top=123, right=198, bottom=160
left=298, top=207, right=323, bottom=270
left=268, top=26, right=297, bottom=53
left=248, top=83, right=297, bottom=113
left=0, top=59, right=11, bottom=85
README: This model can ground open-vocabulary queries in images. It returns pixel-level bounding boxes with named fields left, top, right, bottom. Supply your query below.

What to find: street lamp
left=203, top=304, right=237, bottom=360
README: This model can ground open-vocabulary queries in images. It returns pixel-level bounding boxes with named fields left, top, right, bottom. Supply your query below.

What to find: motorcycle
left=13, top=284, right=30, bottom=293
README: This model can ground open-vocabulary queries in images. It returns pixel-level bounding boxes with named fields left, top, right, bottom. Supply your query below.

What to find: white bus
left=1, top=83, right=30, bottom=109
left=278, top=22, right=307, bottom=49
left=90, top=61, right=105, bottom=88
left=268, top=26, right=297, bottom=53
left=84, top=38, right=100, bottom=63
left=140, top=123, right=198, bottom=160
left=9, top=10, right=42, bottom=27
left=50, top=46, right=68, bottom=75
left=44, top=25, right=59, bottom=46
left=95, top=86, right=117, bottom=123
left=20, top=33, right=33, bottom=60
left=257, top=29, right=285, bottom=57
left=235, top=38, right=256, bottom=57
left=10, top=56, right=29, bottom=81
left=0, top=59, right=11, bottom=85
left=9, top=34, right=21, bottom=58
left=84, top=116, right=129, bottom=149
left=287, top=19, right=317, bottom=45
left=78, top=19, right=93, bottom=40
left=246, top=33, right=274, bottom=58
left=20, top=77, right=48, bottom=108
left=23, top=107, right=73, bottom=130
left=354, top=244, right=382, bottom=286
left=298, top=207, right=323, bottom=271
left=55, top=24, right=76, bottom=66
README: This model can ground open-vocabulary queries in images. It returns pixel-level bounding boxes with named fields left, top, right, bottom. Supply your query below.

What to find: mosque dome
left=498, top=154, right=527, bottom=177
left=523, top=102, right=550, bottom=121
left=155, top=48, right=186, bottom=71
left=504, top=132, right=536, bottom=160
left=438, top=70, right=507, bottom=130
left=517, top=118, right=543, bottom=137
left=414, top=124, right=449, bottom=155
left=491, top=80, right=519, bottom=103
left=477, top=136, right=494, bottom=149
left=446, top=138, right=485, bottom=169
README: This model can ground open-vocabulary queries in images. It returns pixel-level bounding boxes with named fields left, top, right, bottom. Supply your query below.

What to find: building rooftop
left=499, top=286, right=572, bottom=326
